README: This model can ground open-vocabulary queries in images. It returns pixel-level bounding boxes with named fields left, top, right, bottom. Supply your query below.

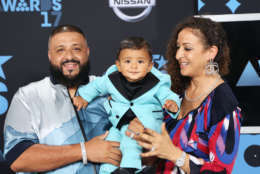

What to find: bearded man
left=3, top=25, right=121, bottom=174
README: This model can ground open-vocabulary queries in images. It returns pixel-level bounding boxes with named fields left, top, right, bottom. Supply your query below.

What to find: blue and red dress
left=157, top=82, right=242, bottom=174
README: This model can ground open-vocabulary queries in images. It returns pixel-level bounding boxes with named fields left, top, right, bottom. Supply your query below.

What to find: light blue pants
left=99, top=125, right=142, bottom=174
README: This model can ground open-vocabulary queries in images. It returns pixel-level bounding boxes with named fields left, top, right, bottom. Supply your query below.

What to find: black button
left=130, top=102, right=133, bottom=106
left=116, top=115, right=119, bottom=119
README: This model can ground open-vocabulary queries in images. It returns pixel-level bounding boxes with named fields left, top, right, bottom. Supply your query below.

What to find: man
left=4, top=25, right=121, bottom=174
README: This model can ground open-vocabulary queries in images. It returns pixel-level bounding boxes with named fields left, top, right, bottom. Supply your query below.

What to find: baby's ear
left=115, top=60, right=121, bottom=72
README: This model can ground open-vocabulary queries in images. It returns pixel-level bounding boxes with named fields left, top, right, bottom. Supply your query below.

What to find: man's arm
left=10, top=143, right=81, bottom=172
left=11, top=132, right=121, bottom=172
left=5, top=88, right=121, bottom=173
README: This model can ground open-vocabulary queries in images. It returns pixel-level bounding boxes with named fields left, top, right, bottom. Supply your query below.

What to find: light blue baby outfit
left=78, top=65, right=180, bottom=173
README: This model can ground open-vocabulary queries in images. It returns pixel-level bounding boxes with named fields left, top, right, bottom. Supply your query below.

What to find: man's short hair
left=48, top=25, right=87, bottom=49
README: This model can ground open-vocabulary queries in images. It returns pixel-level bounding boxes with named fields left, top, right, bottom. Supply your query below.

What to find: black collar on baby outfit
left=108, top=71, right=160, bottom=130
left=108, top=71, right=159, bottom=101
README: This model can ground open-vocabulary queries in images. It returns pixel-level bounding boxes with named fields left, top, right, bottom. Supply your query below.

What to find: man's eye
left=57, top=49, right=64, bottom=52
left=74, top=47, right=81, bottom=51
left=138, top=60, right=144, bottom=63
left=125, top=60, right=131, bottom=63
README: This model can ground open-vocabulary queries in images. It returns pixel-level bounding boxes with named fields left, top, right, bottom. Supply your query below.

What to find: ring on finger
left=151, top=146, right=156, bottom=152
left=130, top=132, right=135, bottom=138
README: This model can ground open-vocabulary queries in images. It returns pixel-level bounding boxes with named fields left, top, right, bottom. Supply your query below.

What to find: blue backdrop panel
left=233, top=134, right=260, bottom=174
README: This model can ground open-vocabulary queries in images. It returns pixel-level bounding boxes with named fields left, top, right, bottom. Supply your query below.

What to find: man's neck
left=68, top=87, right=78, bottom=98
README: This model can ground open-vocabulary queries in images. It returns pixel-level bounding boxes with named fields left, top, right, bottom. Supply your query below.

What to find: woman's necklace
left=184, top=77, right=221, bottom=102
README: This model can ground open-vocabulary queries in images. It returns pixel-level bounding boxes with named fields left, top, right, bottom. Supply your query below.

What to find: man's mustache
left=61, top=59, right=80, bottom=65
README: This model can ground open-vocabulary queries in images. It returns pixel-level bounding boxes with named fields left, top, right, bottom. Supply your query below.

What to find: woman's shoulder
left=213, top=82, right=238, bottom=106
left=210, top=82, right=239, bottom=125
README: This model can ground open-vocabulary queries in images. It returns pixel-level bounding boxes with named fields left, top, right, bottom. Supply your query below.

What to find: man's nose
left=64, top=49, right=74, bottom=59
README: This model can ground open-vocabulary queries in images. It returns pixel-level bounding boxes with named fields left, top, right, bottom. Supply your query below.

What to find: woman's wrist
left=169, top=147, right=190, bottom=169
left=169, top=145, right=183, bottom=163
left=175, top=151, right=186, bottom=167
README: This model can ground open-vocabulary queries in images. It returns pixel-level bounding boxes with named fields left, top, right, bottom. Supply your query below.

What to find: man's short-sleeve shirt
left=4, top=77, right=110, bottom=174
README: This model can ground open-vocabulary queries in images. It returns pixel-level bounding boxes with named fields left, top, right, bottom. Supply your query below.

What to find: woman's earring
left=205, top=59, right=219, bottom=75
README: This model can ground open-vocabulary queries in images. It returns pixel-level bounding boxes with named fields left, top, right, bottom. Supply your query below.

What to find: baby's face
left=116, top=48, right=153, bottom=82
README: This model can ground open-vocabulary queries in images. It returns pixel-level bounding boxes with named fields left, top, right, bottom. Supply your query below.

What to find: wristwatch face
left=175, top=152, right=186, bottom=167
left=176, top=158, right=185, bottom=167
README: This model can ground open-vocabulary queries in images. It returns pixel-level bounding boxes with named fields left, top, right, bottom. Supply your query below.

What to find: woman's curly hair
left=166, top=16, right=230, bottom=94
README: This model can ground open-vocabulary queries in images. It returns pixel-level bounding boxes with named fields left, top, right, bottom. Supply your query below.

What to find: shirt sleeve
left=189, top=107, right=242, bottom=174
left=78, top=74, right=109, bottom=103
left=79, top=96, right=111, bottom=139
left=0, top=151, right=14, bottom=174
left=4, top=88, right=39, bottom=166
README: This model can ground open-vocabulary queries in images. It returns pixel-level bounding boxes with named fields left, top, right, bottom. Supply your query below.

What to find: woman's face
left=175, top=28, right=211, bottom=78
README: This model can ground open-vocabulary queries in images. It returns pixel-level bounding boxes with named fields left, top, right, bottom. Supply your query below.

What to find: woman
left=127, top=16, right=242, bottom=174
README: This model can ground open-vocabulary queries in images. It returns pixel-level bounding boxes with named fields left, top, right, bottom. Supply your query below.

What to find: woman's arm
left=131, top=123, right=192, bottom=173
left=127, top=108, right=241, bottom=174
left=127, top=119, right=192, bottom=173
left=192, top=108, right=242, bottom=174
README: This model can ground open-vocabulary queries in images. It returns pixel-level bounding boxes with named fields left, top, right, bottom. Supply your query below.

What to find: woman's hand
left=126, top=118, right=145, bottom=141
left=137, top=123, right=182, bottom=162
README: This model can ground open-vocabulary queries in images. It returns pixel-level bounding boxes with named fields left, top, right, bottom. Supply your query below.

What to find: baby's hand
left=163, top=100, right=179, bottom=113
left=73, top=96, right=88, bottom=111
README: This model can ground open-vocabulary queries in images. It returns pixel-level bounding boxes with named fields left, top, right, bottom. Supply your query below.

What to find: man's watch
left=175, top=151, right=186, bottom=167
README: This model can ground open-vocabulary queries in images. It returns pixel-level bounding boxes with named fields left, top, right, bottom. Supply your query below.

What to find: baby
left=74, top=37, right=181, bottom=174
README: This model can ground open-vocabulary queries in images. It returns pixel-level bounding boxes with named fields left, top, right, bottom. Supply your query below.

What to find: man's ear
left=86, top=47, right=90, bottom=57
left=48, top=50, right=51, bottom=62
left=115, top=60, right=121, bottom=72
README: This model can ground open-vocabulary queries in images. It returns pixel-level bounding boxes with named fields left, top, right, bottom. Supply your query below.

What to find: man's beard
left=49, top=60, right=89, bottom=88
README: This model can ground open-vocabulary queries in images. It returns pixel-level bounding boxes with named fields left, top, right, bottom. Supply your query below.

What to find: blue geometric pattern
left=198, top=0, right=205, bottom=11
left=0, top=56, right=12, bottom=79
left=0, top=82, right=8, bottom=115
left=236, top=60, right=260, bottom=86
left=226, top=0, right=241, bottom=13
left=152, top=54, right=167, bottom=70
left=233, top=134, right=260, bottom=174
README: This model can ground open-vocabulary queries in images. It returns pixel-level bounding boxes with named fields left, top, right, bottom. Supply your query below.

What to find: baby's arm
left=163, top=100, right=179, bottom=113
left=73, top=96, right=88, bottom=111
left=78, top=65, right=117, bottom=104
left=154, top=74, right=181, bottom=118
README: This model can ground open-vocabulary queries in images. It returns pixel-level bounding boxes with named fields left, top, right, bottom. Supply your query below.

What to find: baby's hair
left=116, top=36, right=153, bottom=60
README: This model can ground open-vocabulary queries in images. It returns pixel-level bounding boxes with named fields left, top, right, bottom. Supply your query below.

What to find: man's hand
left=85, top=132, right=121, bottom=166
left=163, top=100, right=179, bottom=113
left=72, top=96, right=88, bottom=111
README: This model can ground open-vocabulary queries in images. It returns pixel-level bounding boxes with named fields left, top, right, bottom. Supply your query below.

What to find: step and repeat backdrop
left=0, top=0, right=260, bottom=171
left=196, top=0, right=260, bottom=127
left=0, top=0, right=195, bottom=150
left=196, top=0, right=260, bottom=173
